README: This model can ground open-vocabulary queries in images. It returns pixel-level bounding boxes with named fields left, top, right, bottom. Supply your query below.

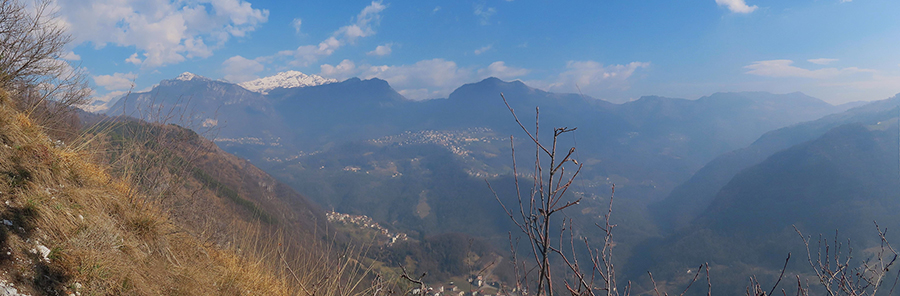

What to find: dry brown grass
left=0, top=90, right=390, bottom=295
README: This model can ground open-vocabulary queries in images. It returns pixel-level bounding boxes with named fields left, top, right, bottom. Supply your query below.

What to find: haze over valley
left=101, top=69, right=900, bottom=294
left=2, top=0, right=899, bottom=295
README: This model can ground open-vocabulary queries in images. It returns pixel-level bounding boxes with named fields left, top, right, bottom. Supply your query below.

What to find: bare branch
left=677, top=265, right=703, bottom=296
left=501, top=92, right=550, bottom=156
left=769, top=253, right=791, bottom=296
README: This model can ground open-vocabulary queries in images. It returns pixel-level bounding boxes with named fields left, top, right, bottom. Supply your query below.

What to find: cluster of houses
left=410, top=276, right=518, bottom=296
left=367, top=128, right=500, bottom=158
left=214, top=136, right=281, bottom=147
left=325, top=211, right=408, bottom=246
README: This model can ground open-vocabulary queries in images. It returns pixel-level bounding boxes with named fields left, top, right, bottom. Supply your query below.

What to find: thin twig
left=769, top=253, right=791, bottom=296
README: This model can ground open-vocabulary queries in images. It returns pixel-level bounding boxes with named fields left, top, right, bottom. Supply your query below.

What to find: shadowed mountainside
left=653, top=94, right=900, bottom=231
left=631, top=119, right=900, bottom=295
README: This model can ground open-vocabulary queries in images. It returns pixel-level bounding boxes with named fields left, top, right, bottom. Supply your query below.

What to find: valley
left=6, top=0, right=899, bottom=294
left=98, top=70, right=900, bottom=294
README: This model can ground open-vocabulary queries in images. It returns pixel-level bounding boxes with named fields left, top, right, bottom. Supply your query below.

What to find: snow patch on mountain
left=238, top=71, right=337, bottom=94
left=175, top=72, right=211, bottom=81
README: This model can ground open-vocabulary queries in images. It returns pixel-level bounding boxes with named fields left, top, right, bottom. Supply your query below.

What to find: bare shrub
left=792, top=223, right=900, bottom=296
left=0, top=0, right=91, bottom=140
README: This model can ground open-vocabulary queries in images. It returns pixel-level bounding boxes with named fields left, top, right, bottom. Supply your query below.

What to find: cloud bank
left=745, top=60, right=873, bottom=79
left=56, top=0, right=269, bottom=68
left=222, top=55, right=264, bottom=82
left=93, top=72, right=137, bottom=91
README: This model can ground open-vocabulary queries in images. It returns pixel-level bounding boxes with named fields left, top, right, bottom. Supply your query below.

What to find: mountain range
left=104, top=72, right=852, bottom=202
left=98, top=70, right=900, bottom=292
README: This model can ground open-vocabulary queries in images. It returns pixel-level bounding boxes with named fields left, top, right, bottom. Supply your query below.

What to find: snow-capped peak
left=238, top=71, right=337, bottom=94
left=175, top=72, right=210, bottom=81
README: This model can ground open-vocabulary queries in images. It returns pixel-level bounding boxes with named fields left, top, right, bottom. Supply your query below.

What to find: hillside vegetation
left=0, top=90, right=380, bottom=295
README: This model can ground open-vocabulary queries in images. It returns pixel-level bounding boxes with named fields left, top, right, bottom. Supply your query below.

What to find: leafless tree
left=488, top=93, right=711, bottom=296
left=485, top=93, right=583, bottom=296
left=1, top=0, right=91, bottom=138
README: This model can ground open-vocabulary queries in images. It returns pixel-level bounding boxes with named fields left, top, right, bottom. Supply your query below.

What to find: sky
left=51, top=0, right=900, bottom=107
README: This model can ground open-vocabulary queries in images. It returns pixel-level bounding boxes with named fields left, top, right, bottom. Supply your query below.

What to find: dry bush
left=226, top=222, right=391, bottom=296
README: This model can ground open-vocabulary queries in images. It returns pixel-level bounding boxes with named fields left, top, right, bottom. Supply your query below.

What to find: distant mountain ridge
left=101, top=74, right=853, bottom=206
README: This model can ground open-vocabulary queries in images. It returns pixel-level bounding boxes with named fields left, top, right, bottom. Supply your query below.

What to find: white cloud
left=474, top=3, right=496, bottom=25
left=715, top=0, right=758, bottom=13
left=55, top=0, right=269, bottom=68
left=125, top=53, right=142, bottom=65
left=222, top=55, right=264, bottom=82
left=337, top=1, right=386, bottom=42
left=278, top=37, right=342, bottom=67
left=808, top=58, right=839, bottom=65
left=367, top=43, right=393, bottom=56
left=744, top=60, right=874, bottom=79
left=277, top=1, right=385, bottom=66
left=320, top=59, right=358, bottom=80
left=533, top=60, right=649, bottom=94
left=474, top=45, right=492, bottom=55
left=477, top=61, right=529, bottom=79
left=433, top=6, right=441, bottom=13
left=61, top=51, right=81, bottom=61
left=291, top=18, right=302, bottom=34
left=93, top=72, right=137, bottom=91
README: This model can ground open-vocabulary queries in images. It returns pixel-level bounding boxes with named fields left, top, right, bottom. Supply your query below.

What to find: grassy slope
left=0, top=91, right=379, bottom=295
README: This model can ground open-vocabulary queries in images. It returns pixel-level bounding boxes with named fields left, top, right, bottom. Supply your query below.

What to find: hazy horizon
left=51, top=0, right=900, bottom=107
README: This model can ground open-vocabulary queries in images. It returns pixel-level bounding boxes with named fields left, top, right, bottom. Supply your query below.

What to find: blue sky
left=54, top=0, right=900, bottom=106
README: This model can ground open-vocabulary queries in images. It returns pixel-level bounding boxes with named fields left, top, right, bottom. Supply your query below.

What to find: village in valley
left=326, top=211, right=519, bottom=296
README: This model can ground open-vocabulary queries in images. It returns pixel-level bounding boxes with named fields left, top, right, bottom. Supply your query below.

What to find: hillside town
left=368, top=128, right=501, bottom=158
left=326, top=211, right=409, bottom=246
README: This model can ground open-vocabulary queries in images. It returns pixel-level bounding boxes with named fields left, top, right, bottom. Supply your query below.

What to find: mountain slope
left=106, top=72, right=288, bottom=141
left=0, top=87, right=390, bottom=295
left=700, top=122, right=900, bottom=239
left=101, top=118, right=325, bottom=239
left=0, top=92, right=296, bottom=295
left=633, top=120, right=900, bottom=295
left=652, top=93, right=900, bottom=230
left=266, top=77, right=412, bottom=150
